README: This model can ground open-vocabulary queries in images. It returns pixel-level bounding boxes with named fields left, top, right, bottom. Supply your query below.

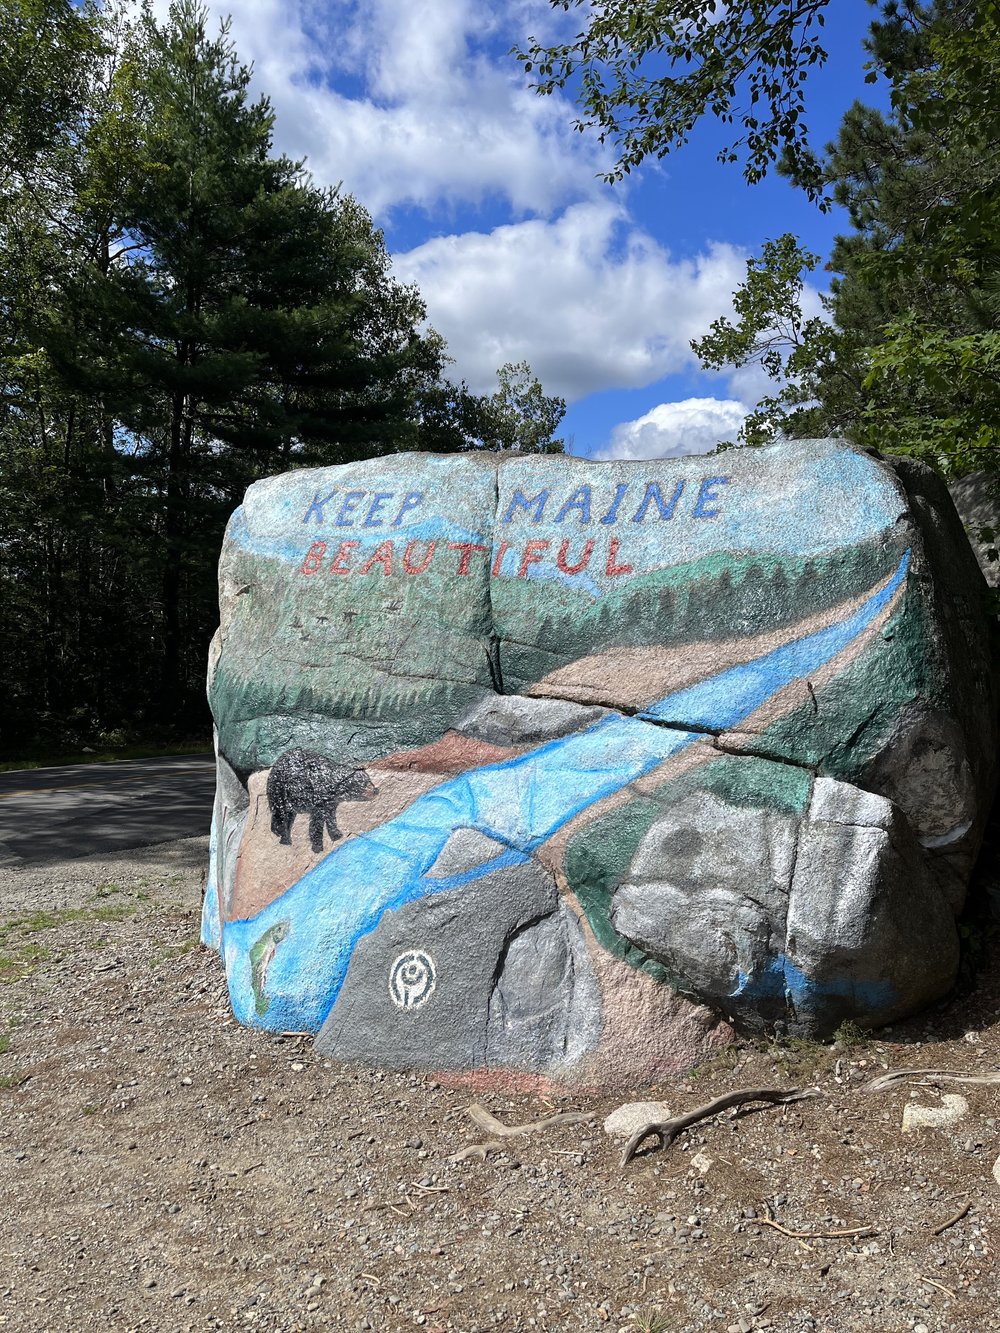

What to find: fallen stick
left=932, top=1201, right=971, bottom=1236
left=449, top=1103, right=592, bottom=1163
left=757, top=1218, right=814, bottom=1252
left=865, top=1068, right=1000, bottom=1092
left=468, top=1103, right=592, bottom=1138
left=620, top=1087, right=819, bottom=1166
left=449, top=1140, right=503, bottom=1163
left=758, top=1217, right=876, bottom=1242
left=919, top=1275, right=957, bottom=1299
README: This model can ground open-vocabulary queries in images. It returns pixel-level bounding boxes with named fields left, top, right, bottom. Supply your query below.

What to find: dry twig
left=620, top=1086, right=819, bottom=1166
left=919, top=1275, right=957, bottom=1299
left=758, top=1217, right=876, bottom=1242
left=932, top=1201, right=971, bottom=1236
left=449, top=1102, right=593, bottom=1162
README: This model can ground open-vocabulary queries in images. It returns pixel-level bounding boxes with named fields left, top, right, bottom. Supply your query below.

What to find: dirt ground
left=1, top=836, right=997, bottom=1333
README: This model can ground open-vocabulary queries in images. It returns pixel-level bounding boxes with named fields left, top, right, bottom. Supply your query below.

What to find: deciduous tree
left=516, top=0, right=836, bottom=200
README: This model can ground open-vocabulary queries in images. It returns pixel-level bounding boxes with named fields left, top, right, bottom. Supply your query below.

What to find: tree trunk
left=160, top=388, right=186, bottom=720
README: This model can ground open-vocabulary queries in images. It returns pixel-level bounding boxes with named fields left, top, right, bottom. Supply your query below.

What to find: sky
left=173, top=0, right=885, bottom=460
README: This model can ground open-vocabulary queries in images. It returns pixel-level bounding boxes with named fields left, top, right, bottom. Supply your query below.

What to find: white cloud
left=160, top=0, right=609, bottom=218
left=394, top=202, right=748, bottom=398
left=726, top=359, right=782, bottom=412
left=142, top=0, right=829, bottom=431
left=600, top=398, right=749, bottom=460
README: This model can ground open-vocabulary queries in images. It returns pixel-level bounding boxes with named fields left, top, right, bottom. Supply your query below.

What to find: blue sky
left=173, top=0, right=885, bottom=459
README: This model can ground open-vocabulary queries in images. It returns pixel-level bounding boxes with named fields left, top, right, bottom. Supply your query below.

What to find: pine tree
left=692, top=4, right=1000, bottom=474
left=0, top=0, right=483, bottom=742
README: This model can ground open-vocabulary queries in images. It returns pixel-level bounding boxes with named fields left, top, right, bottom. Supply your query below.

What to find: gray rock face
left=211, top=749, right=250, bottom=924
left=948, top=471, right=998, bottom=587
left=459, top=694, right=609, bottom=746
left=316, top=857, right=601, bottom=1075
left=607, top=771, right=963, bottom=1034
left=426, top=827, right=508, bottom=878
left=784, top=778, right=959, bottom=1032
left=610, top=791, right=796, bottom=1022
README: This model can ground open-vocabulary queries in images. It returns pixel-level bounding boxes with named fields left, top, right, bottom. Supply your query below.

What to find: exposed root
left=620, top=1086, right=819, bottom=1166
left=932, top=1201, right=971, bottom=1236
left=449, top=1138, right=504, bottom=1163
left=468, top=1103, right=592, bottom=1138
left=865, top=1068, right=1000, bottom=1092
left=449, top=1102, right=593, bottom=1162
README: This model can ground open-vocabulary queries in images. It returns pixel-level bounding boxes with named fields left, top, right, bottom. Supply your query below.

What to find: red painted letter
left=447, top=541, right=490, bottom=575
left=605, top=538, right=633, bottom=576
left=518, top=539, right=550, bottom=577
left=402, top=540, right=436, bottom=575
left=556, top=538, right=595, bottom=575
left=491, top=541, right=511, bottom=576
left=329, top=540, right=360, bottom=575
left=300, top=541, right=327, bottom=575
left=359, top=540, right=394, bottom=576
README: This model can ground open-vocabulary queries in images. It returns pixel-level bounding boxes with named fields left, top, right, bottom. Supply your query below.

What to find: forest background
left=1, top=0, right=996, bottom=760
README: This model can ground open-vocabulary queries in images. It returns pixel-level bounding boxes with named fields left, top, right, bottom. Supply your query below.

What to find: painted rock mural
left=203, top=441, right=996, bottom=1089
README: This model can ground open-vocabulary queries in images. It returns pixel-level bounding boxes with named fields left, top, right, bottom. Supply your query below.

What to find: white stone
left=603, top=1101, right=671, bottom=1139
left=901, top=1093, right=968, bottom=1132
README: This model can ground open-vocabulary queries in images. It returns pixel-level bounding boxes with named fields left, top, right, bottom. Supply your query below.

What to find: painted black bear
left=266, top=748, right=378, bottom=854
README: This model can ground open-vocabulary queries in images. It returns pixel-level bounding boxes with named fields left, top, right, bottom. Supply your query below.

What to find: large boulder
left=203, top=441, right=996, bottom=1087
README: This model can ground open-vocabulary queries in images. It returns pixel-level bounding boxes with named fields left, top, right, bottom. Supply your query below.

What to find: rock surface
left=602, top=1101, right=673, bottom=1139
left=949, top=470, right=999, bottom=587
left=204, top=441, right=996, bottom=1084
left=901, top=1093, right=969, bottom=1133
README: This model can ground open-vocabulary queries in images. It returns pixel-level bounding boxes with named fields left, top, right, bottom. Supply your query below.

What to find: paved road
left=0, top=754, right=217, bottom=867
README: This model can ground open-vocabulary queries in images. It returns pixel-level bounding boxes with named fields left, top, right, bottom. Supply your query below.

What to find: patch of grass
left=689, top=1040, right=748, bottom=1081
left=0, top=738, right=211, bottom=773
left=149, top=933, right=201, bottom=968
left=81, top=1103, right=99, bottom=1116
left=0, top=904, right=138, bottom=941
left=0, top=903, right=142, bottom=982
left=0, top=943, right=52, bottom=983
left=0, top=1034, right=11, bottom=1056
left=630, top=1308, right=672, bottom=1333
left=831, top=1019, right=869, bottom=1049
left=0, top=1072, right=28, bottom=1090
left=768, top=1034, right=836, bottom=1080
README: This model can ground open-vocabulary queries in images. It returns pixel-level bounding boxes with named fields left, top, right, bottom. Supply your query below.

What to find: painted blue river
left=209, top=551, right=910, bottom=1031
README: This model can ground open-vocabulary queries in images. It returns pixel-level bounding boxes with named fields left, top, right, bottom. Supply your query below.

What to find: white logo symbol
left=389, top=950, right=436, bottom=1010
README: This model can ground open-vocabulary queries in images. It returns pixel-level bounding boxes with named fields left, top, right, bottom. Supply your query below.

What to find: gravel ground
left=1, top=836, right=998, bottom=1333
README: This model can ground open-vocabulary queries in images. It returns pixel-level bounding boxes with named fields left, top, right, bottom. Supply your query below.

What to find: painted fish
left=249, top=921, right=289, bottom=1016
